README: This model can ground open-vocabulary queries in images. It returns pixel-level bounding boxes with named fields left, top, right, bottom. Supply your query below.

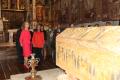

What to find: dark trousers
left=33, top=47, right=43, bottom=63
left=16, top=46, right=24, bottom=64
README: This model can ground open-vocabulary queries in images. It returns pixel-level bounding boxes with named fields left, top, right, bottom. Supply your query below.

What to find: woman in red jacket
left=19, top=22, right=32, bottom=68
left=32, top=24, right=45, bottom=63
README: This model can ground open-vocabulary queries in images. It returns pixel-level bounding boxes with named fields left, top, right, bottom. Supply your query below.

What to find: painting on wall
left=10, top=0, right=17, bottom=9
left=1, top=0, right=8, bottom=9
left=19, top=0, right=26, bottom=10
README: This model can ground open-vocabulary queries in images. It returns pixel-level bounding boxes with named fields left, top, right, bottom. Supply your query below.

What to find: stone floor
left=0, top=47, right=17, bottom=60
left=11, top=68, right=65, bottom=80
left=0, top=46, right=57, bottom=80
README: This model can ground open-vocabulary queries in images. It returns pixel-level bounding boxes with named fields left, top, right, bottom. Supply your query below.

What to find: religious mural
left=1, top=0, right=8, bottom=9
left=19, top=0, right=26, bottom=10
left=51, top=0, right=120, bottom=25
left=1, top=0, right=27, bottom=29
left=108, top=0, right=120, bottom=20
left=11, top=0, right=17, bottom=9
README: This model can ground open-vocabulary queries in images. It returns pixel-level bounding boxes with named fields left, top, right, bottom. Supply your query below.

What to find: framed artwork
left=10, top=0, right=17, bottom=9
left=1, top=0, right=8, bottom=9
left=36, top=5, right=45, bottom=21
left=19, top=0, right=26, bottom=10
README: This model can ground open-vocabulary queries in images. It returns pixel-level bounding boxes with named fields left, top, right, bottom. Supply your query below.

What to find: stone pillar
left=8, top=0, right=11, bottom=9
left=33, top=0, right=36, bottom=20
left=49, top=0, right=52, bottom=22
left=32, top=0, right=37, bottom=29
left=17, top=0, right=20, bottom=10
left=0, top=0, right=1, bottom=18
left=26, top=0, right=30, bottom=21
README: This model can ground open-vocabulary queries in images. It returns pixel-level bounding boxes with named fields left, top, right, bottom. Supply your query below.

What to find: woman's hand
left=24, top=57, right=29, bottom=69
left=20, top=44, right=23, bottom=47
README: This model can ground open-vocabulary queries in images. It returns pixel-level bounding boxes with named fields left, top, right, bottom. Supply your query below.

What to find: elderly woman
left=19, top=22, right=32, bottom=68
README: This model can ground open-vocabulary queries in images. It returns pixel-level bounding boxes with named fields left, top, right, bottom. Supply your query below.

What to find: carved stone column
left=33, top=0, right=36, bottom=20
left=49, top=0, right=52, bottom=22
left=32, top=0, right=37, bottom=29
left=0, top=0, right=1, bottom=18
left=26, top=0, right=30, bottom=21
left=17, top=0, right=20, bottom=10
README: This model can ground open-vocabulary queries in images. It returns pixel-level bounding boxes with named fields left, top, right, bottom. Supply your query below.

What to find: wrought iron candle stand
left=25, top=54, right=42, bottom=80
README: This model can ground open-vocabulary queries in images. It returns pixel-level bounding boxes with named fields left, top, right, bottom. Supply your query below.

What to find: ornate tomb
left=56, top=26, right=120, bottom=80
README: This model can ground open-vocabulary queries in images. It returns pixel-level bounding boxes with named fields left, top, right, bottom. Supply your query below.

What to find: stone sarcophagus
left=56, top=26, right=120, bottom=80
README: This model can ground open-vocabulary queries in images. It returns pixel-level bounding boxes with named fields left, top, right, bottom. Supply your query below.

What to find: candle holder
left=25, top=54, right=42, bottom=80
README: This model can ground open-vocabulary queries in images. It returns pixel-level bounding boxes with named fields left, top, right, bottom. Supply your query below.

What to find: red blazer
left=19, top=30, right=31, bottom=57
left=32, top=31, right=45, bottom=48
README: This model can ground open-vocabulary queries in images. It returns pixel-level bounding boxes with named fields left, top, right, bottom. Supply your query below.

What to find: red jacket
left=32, top=31, right=45, bottom=48
left=19, top=30, right=31, bottom=57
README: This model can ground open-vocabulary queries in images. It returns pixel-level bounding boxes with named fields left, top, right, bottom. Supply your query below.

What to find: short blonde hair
left=21, top=21, right=30, bottom=29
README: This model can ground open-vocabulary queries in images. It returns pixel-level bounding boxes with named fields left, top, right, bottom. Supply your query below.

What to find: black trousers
left=33, top=47, right=43, bottom=62
left=16, top=46, right=24, bottom=64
